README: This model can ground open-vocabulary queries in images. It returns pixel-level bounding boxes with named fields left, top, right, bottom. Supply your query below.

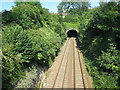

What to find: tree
left=14, top=0, right=43, bottom=11
left=57, top=1, right=91, bottom=16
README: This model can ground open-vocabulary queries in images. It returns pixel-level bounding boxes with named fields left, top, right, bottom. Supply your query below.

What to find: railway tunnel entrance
left=67, top=30, right=77, bottom=37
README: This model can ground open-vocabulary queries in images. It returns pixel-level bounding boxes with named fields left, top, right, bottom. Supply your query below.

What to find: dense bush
left=2, top=24, right=32, bottom=88
left=77, top=2, right=120, bottom=88
left=64, top=14, right=80, bottom=23
left=28, top=28, right=61, bottom=66
left=48, top=14, right=67, bottom=43
left=2, top=24, right=35, bottom=63
left=2, top=2, right=67, bottom=88
left=12, top=4, right=43, bottom=29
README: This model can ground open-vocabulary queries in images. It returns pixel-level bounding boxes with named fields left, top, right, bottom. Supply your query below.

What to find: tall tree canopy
left=57, top=1, right=91, bottom=15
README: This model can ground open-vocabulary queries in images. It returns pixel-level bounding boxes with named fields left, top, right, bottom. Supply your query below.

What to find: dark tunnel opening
left=67, top=30, right=77, bottom=37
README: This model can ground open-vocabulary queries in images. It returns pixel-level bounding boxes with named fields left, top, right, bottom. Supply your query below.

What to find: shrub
left=2, top=24, right=34, bottom=88
left=78, top=2, right=120, bottom=88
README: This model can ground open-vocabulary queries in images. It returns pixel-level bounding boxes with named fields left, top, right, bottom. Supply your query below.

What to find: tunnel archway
left=67, top=30, right=77, bottom=37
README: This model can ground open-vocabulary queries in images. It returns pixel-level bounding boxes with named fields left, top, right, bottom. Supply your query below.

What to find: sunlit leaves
left=78, top=2, right=120, bottom=88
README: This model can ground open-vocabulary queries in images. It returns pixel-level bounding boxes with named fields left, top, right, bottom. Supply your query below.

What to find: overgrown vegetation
left=78, top=2, right=120, bottom=88
left=59, top=1, right=90, bottom=31
left=2, top=0, right=120, bottom=89
left=59, top=1, right=120, bottom=88
left=2, top=1, right=66, bottom=88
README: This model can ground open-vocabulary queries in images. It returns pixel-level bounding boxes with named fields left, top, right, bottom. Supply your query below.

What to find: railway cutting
left=41, top=37, right=93, bottom=89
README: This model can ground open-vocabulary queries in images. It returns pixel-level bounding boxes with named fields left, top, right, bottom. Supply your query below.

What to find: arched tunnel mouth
left=67, top=30, right=77, bottom=37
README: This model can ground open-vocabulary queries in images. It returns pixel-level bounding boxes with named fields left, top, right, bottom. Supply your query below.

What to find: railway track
left=42, top=37, right=89, bottom=89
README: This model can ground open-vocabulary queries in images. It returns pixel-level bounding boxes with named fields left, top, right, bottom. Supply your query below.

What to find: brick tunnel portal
left=67, top=30, right=77, bottom=37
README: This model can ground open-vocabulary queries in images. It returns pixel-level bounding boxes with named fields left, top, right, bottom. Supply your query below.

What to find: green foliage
left=48, top=14, right=67, bottom=43
left=57, top=1, right=91, bottom=23
left=2, top=54, right=24, bottom=88
left=14, top=0, right=41, bottom=7
left=2, top=24, right=36, bottom=88
left=78, top=2, right=120, bottom=88
left=2, top=24, right=33, bottom=88
left=64, top=22, right=79, bottom=30
left=92, top=47, right=120, bottom=88
left=2, top=2, right=44, bottom=29
left=2, top=24, right=34, bottom=63
left=2, top=10, right=15, bottom=25
left=54, top=23, right=66, bottom=42
left=2, top=24, right=62, bottom=88
left=12, top=4, right=43, bottom=29
left=57, top=2, right=90, bottom=16
left=2, top=2, right=67, bottom=88
left=28, top=28, right=61, bottom=66
left=64, top=14, right=80, bottom=23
